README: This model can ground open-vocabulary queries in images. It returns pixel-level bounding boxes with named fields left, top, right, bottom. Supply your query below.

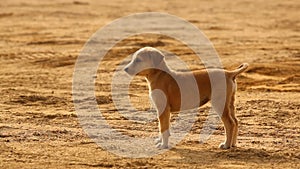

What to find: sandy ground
left=0, top=0, right=299, bottom=168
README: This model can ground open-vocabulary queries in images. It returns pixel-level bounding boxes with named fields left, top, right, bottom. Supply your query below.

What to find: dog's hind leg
left=211, top=89, right=235, bottom=149
left=219, top=105, right=236, bottom=149
left=230, top=91, right=238, bottom=147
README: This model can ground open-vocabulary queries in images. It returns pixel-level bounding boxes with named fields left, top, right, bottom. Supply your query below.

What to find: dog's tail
left=228, top=63, right=249, bottom=79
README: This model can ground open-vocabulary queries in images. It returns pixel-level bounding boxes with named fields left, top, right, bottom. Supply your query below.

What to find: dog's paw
left=219, top=143, right=230, bottom=149
left=156, top=143, right=168, bottom=149
left=155, top=137, right=162, bottom=145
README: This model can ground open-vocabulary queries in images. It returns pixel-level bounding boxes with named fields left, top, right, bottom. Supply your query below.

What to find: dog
left=124, top=47, right=248, bottom=149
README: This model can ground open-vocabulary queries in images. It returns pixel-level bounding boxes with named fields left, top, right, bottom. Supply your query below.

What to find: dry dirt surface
left=0, top=0, right=299, bottom=168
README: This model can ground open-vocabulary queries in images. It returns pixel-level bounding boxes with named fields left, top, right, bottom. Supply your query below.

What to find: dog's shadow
left=170, top=146, right=290, bottom=165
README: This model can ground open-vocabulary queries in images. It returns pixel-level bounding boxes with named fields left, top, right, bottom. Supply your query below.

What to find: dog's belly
left=169, top=89, right=210, bottom=112
left=169, top=98, right=210, bottom=112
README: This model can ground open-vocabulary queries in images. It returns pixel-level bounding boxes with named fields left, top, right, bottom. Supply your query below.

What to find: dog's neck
left=145, top=62, right=173, bottom=90
left=145, top=69, right=163, bottom=83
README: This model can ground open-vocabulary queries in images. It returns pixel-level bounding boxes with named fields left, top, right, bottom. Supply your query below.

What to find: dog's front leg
left=150, top=90, right=170, bottom=149
left=156, top=108, right=171, bottom=149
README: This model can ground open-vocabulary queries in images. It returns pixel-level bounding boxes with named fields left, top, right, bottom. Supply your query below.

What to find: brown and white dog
left=124, top=47, right=248, bottom=149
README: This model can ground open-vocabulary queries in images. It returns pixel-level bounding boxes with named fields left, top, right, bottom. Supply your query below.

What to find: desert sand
left=0, top=0, right=299, bottom=168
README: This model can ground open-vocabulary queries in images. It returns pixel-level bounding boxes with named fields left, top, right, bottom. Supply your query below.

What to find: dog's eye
left=134, top=59, right=141, bottom=63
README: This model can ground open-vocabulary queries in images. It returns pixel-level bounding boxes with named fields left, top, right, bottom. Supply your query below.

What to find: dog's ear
left=152, top=52, right=164, bottom=67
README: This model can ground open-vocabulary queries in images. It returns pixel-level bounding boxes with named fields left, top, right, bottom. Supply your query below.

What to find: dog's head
left=124, top=47, right=165, bottom=76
